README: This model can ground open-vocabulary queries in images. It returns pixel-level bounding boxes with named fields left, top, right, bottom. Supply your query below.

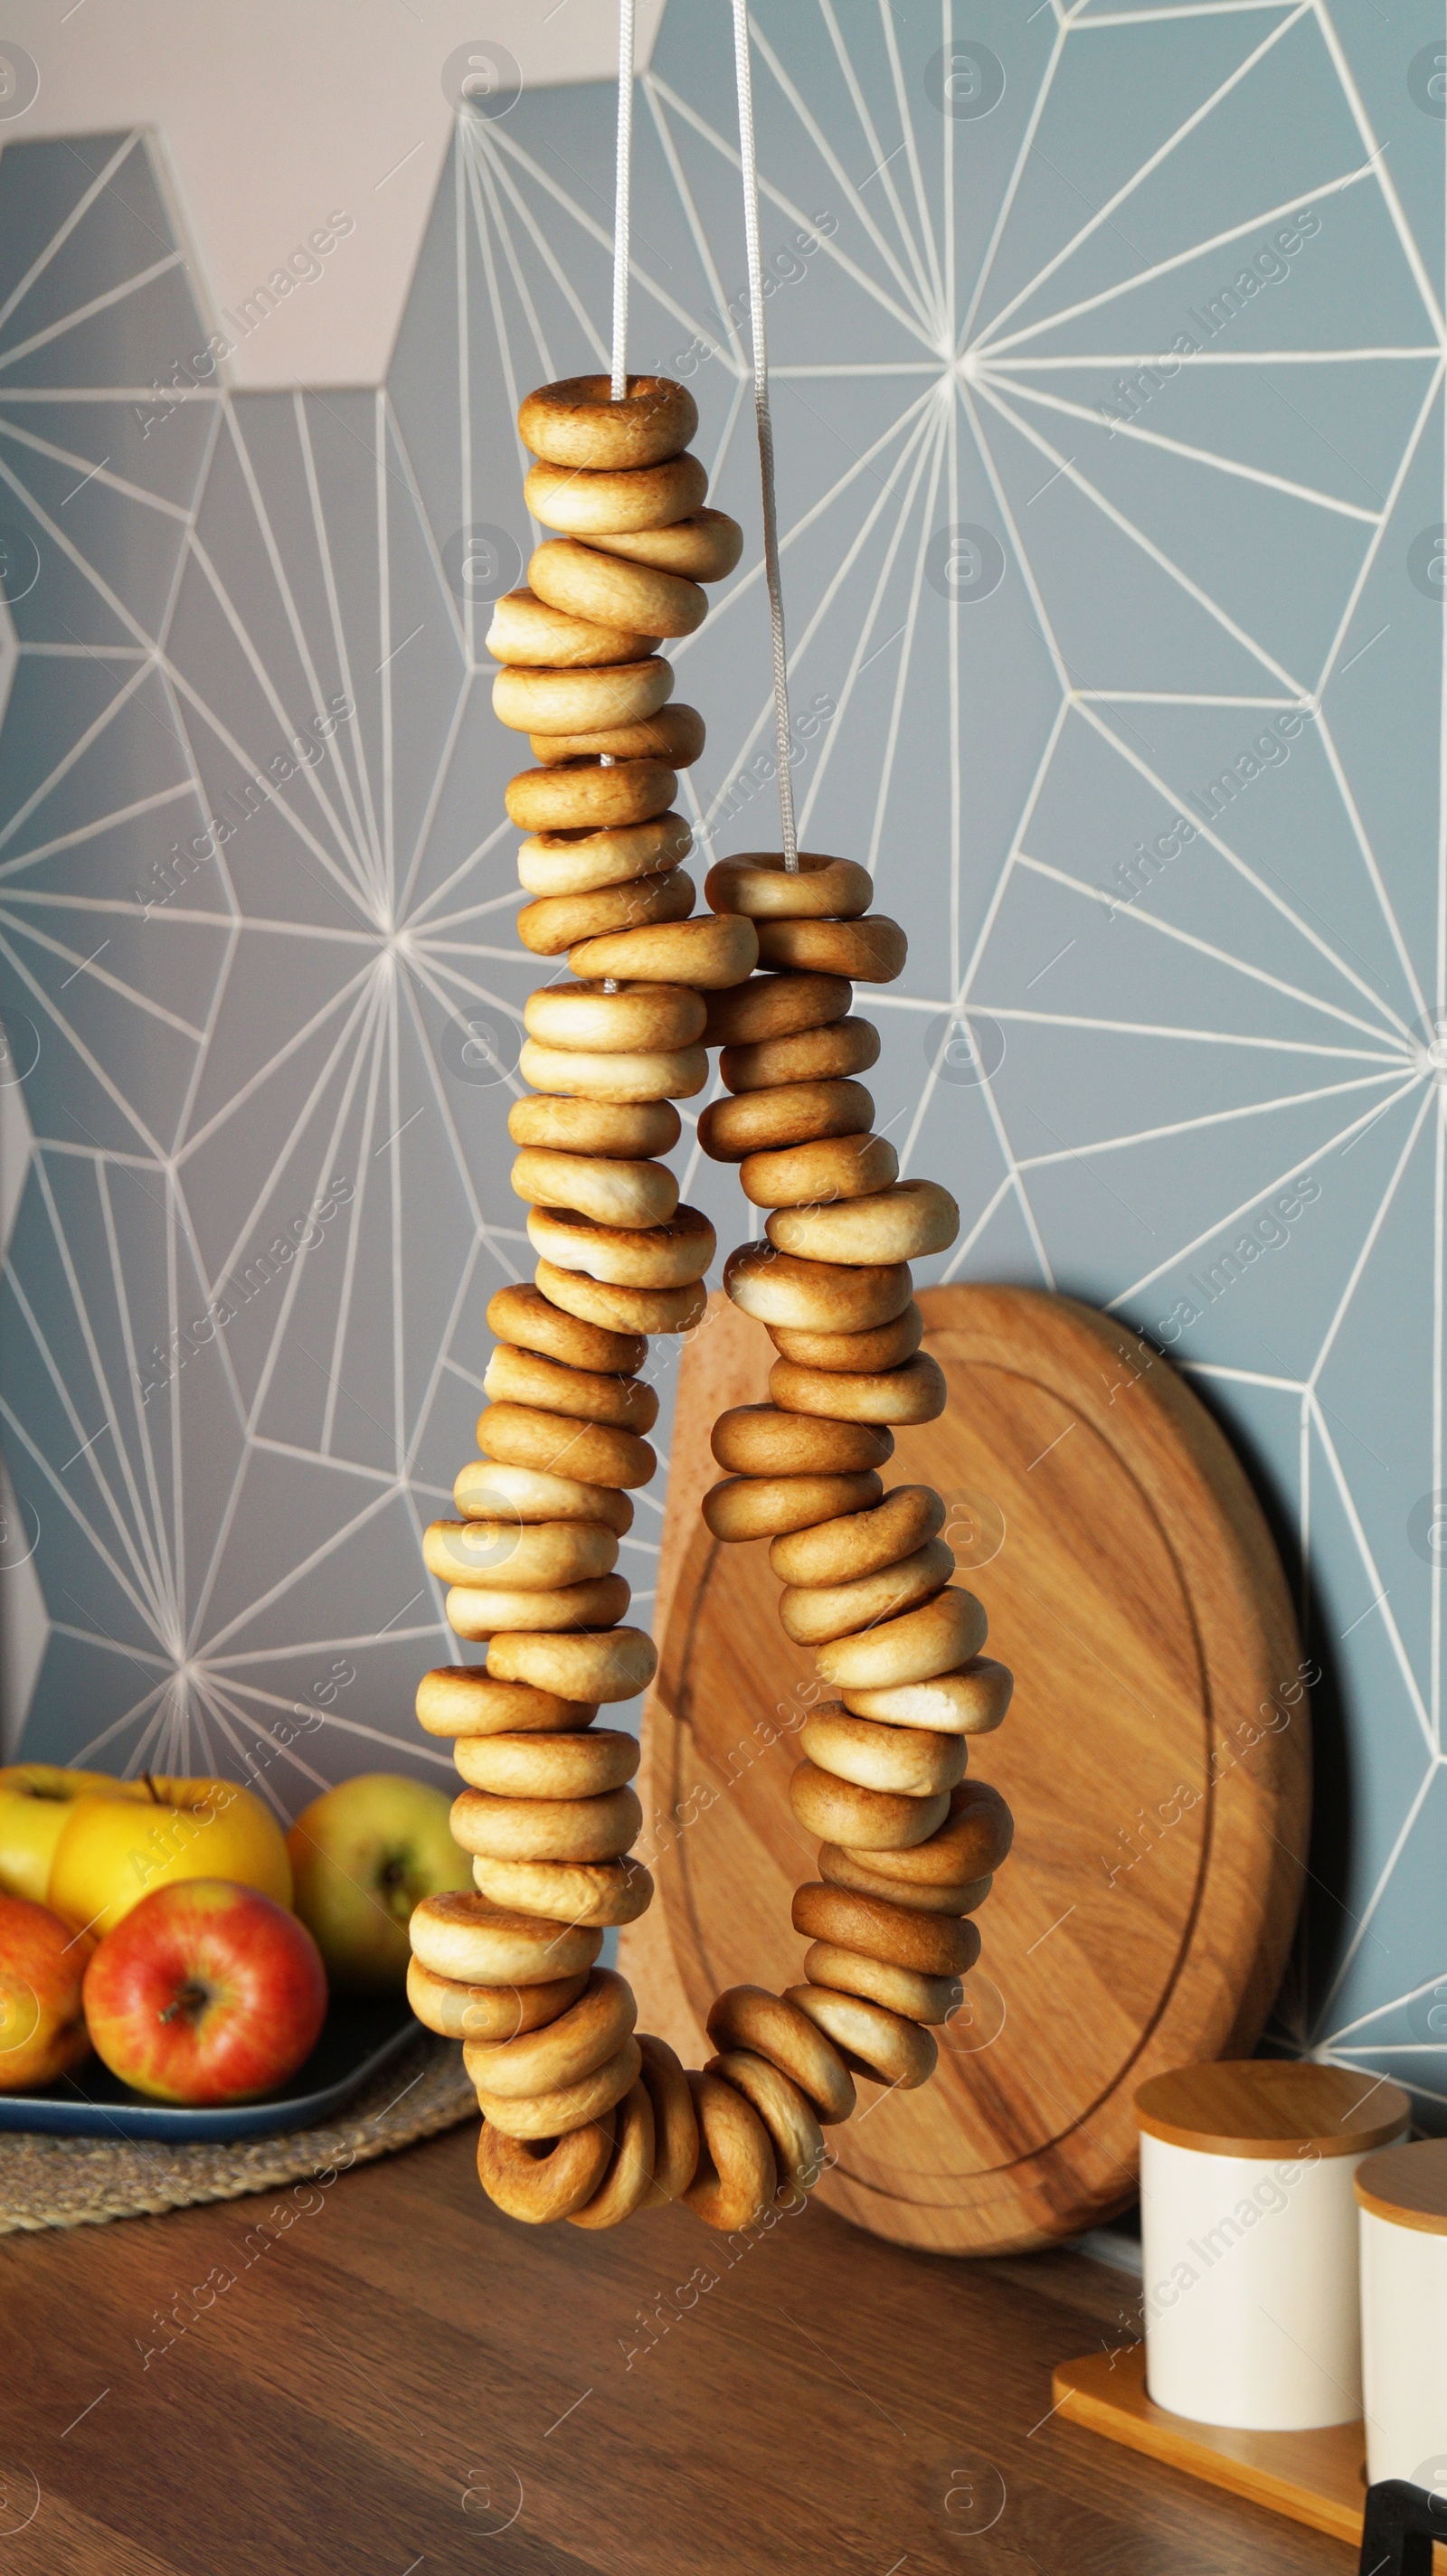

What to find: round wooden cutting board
left=620, top=1286, right=1310, bottom=2256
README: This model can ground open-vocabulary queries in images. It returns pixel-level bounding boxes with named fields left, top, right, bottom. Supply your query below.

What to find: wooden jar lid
left=1356, top=2137, right=1447, bottom=2233
left=1135, top=2062, right=1412, bottom=2160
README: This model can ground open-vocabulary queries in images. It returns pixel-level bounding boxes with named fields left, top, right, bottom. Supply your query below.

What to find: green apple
left=287, top=1774, right=471, bottom=1993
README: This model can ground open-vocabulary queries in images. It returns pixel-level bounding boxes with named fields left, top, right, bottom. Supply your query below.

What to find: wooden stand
left=1054, top=2345, right=1447, bottom=2562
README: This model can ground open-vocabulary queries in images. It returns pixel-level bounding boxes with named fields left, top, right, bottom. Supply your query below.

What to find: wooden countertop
left=0, top=2127, right=1354, bottom=2573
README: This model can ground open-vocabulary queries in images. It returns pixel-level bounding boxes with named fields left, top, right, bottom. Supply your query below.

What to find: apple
left=0, top=1766, right=148, bottom=1907
left=48, top=1775, right=293, bottom=1940
left=288, top=1773, right=471, bottom=1992
left=0, top=1892, right=95, bottom=2090
left=82, top=1879, right=327, bottom=2106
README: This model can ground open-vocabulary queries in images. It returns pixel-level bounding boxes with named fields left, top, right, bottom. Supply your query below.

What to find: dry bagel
left=486, top=1282, right=644, bottom=1376
left=721, top=1014, right=879, bottom=1093
left=484, top=1338, right=658, bottom=1433
left=487, top=588, right=657, bottom=669
left=841, top=1779, right=1014, bottom=1885
left=507, top=1094, right=681, bottom=1162
left=818, top=1844, right=992, bottom=1916
left=474, top=2035, right=642, bottom=2138
left=408, top=1890, right=601, bottom=1986
left=506, top=1143, right=674, bottom=1231
left=518, top=1039, right=709, bottom=1102
left=534, top=1257, right=706, bottom=1337
left=447, top=1572, right=632, bottom=1641
left=768, top=1307, right=922, bottom=1373
left=568, top=2075, right=657, bottom=2229
left=493, top=656, right=672, bottom=735
left=530, top=536, right=706, bottom=638
left=842, top=1657, right=1014, bottom=1736
left=703, top=971, right=851, bottom=1050
left=705, top=2047, right=827, bottom=2197
left=698, top=1079, right=873, bottom=1162
left=724, top=1242, right=912, bottom=1334
left=792, top=1881, right=980, bottom=1978
left=710, top=1403, right=893, bottom=1478
left=506, top=759, right=676, bottom=835
left=465, top=1966, right=637, bottom=2099
left=704, top=1985, right=856, bottom=2126
left=770, top=1486, right=943, bottom=1588
left=800, top=1942, right=961, bottom=2028
left=525, top=982, right=705, bottom=1053
left=415, top=1665, right=598, bottom=1738
left=569, top=912, right=759, bottom=989
left=484, top=1341, right=657, bottom=1433
left=780, top=1540, right=954, bottom=1646
left=477, top=2113, right=615, bottom=2224
left=755, top=914, right=907, bottom=983
left=683, top=2070, right=777, bottom=2232
left=528, top=1202, right=715, bottom=1289
left=518, top=868, right=694, bottom=957
left=515, top=813, right=691, bottom=899
left=406, top=1956, right=589, bottom=2042
left=475, top=1400, right=655, bottom=1489
left=518, top=373, right=697, bottom=470
left=816, top=1587, right=987, bottom=1692
left=766, top=1179, right=960, bottom=1268
left=770, top=1351, right=947, bottom=1425
left=452, top=1458, right=635, bottom=1535
left=701, top=1469, right=884, bottom=1543
left=792, top=1700, right=962, bottom=1782
left=423, top=1516, right=619, bottom=1591
left=704, top=851, right=873, bottom=920
left=487, top=1622, right=658, bottom=1703
left=585, top=507, right=742, bottom=582
left=470, top=1852, right=654, bottom=1926
left=741, top=1133, right=897, bottom=1210
left=453, top=1728, right=639, bottom=1799
left=525, top=451, right=708, bottom=536
left=638, top=2033, right=700, bottom=2205
left=530, top=705, right=705, bottom=769
left=788, top=1760, right=949, bottom=1853
left=785, top=1984, right=936, bottom=2090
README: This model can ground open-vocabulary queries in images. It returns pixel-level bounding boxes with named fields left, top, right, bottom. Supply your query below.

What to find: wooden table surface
left=0, top=2125, right=1357, bottom=2574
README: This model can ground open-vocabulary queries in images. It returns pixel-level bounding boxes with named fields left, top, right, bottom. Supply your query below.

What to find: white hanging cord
left=730, top=0, right=799, bottom=868
left=601, top=0, right=634, bottom=989
left=610, top=0, right=635, bottom=401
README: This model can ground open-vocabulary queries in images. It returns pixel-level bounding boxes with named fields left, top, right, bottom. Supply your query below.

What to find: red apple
left=0, top=1892, right=94, bottom=2090
left=82, top=1879, right=328, bottom=2106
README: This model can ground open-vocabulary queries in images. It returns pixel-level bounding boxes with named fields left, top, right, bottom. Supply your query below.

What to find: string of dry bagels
left=405, top=367, right=1015, bottom=2230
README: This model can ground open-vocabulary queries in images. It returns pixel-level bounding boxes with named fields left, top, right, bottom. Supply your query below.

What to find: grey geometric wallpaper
left=3, top=2, right=1447, bottom=2118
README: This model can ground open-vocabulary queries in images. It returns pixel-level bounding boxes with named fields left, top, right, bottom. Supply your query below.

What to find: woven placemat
left=0, top=2033, right=475, bottom=2234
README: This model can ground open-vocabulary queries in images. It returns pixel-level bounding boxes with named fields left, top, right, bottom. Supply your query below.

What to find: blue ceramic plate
left=0, top=1996, right=419, bottom=2141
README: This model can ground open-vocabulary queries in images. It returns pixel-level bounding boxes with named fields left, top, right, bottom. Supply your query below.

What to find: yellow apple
left=288, top=1773, right=471, bottom=1993
left=0, top=1765, right=148, bottom=1906
left=47, top=1777, right=293, bottom=1939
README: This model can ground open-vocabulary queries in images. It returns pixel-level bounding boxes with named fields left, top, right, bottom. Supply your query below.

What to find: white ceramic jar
left=1357, top=2137, right=1447, bottom=2488
left=1135, top=2062, right=1409, bottom=2432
